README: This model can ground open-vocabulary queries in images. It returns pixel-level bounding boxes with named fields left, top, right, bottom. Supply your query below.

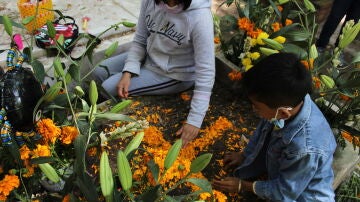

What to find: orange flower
left=87, top=147, right=97, bottom=157
left=285, top=19, right=293, bottom=26
left=20, top=145, right=31, bottom=160
left=60, top=126, right=79, bottom=144
left=277, top=6, right=283, bottom=12
left=312, top=77, right=321, bottom=89
left=271, top=22, right=281, bottom=32
left=339, top=94, right=351, bottom=101
left=32, top=144, right=51, bottom=158
left=301, top=59, right=314, bottom=70
left=0, top=174, right=20, bottom=200
left=247, top=28, right=263, bottom=39
left=238, top=17, right=254, bottom=32
left=62, top=194, right=70, bottom=202
left=228, top=70, right=242, bottom=81
left=341, top=130, right=353, bottom=142
left=180, top=92, right=191, bottom=101
left=36, top=118, right=61, bottom=144
left=214, top=36, right=220, bottom=44
left=23, top=159, right=35, bottom=178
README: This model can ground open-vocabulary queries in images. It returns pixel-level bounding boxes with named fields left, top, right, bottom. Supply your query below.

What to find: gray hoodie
left=123, top=0, right=215, bottom=128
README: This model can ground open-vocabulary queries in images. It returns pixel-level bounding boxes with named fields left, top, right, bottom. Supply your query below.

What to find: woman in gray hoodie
left=94, top=0, right=215, bottom=147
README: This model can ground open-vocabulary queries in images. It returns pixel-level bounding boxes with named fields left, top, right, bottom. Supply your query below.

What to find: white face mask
left=269, top=107, right=293, bottom=129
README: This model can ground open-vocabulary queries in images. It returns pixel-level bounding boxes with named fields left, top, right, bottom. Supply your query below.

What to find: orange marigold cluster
left=36, top=118, right=61, bottom=144
left=60, top=126, right=79, bottom=144
left=0, top=174, right=20, bottom=201
left=237, top=17, right=263, bottom=38
left=312, top=76, right=321, bottom=89
left=228, top=70, right=242, bottom=81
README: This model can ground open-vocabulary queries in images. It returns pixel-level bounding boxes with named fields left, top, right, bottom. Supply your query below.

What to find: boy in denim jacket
left=213, top=53, right=336, bottom=201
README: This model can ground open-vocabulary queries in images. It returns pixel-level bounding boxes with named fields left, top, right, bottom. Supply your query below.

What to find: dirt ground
left=122, top=79, right=263, bottom=201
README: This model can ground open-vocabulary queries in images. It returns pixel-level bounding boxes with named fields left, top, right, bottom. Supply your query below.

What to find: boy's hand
left=212, top=177, right=240, bottom=193
left=117, top=72, right=131, bottom=98
left=223, top=152, right=244, bottom=172
left=176, top=123, right=200, bottom=147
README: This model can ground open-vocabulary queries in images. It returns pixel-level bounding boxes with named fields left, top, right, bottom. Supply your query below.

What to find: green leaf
left=54, top=57, right=65, bottom=77
left=0, top=16, right=24, bottom=29
left=282, top=43, right=308, bottom=59
left=164, top=195, right=177, bottom=202
left=68, top=64, right=81, bottom=82
left=74, top=135, right=87, bottom=176
left=141, top=185, right=161, bottom=202
left=122, top=21, right=136, bottom=27
left=94, top=113, right=134, bottom=122
left=190, top=153, right=212, bottom=173
left=30, top=156, right=57, bottom=164
left=117, top=150, right=132, bottom=191
left=100, top=152, right=114, bottom=198
left=2, top=15, right=13, bottom=36
left=186, top=178, right=213, bottom=193
left=351, top=52, right=360, bottom=64
left=46, top=20, right=56, bottom=38
left=31, top=59, right=46, bottom=83
left=104, top=42, right=118, bottom=58
left=268, top=0, right=281, bottom=17
left=283, top=29, right=311, bottom=41
left=124, top=132, right=144, bottom=156
left=270, top=23, right=300, bottom=39
left=22, top=16, right=35, bottom=25
left=75, top=174, right=100, bottom=202
left=57, top=34, right=64, bottom=46
left=147, top=159, right=160, bottom=184
left=81, top=98, right=90, bottom=113
left=164, top=139, right=182, bottom=170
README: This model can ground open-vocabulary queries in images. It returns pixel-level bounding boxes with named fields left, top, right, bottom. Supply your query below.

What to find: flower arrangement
left=214, top=0, right=360, bottom=151
left=0, top=7, right=225, bottom=201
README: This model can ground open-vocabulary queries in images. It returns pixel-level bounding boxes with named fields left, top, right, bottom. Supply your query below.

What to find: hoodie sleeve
left=122, top=0, right=150, bottom=75
left=186, top=9, right=215, bottom=128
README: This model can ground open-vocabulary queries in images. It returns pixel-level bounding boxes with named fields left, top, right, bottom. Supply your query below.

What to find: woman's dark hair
left=155, top=0, right=192, bottom=10
left=241, top=53, right=312, bottom=108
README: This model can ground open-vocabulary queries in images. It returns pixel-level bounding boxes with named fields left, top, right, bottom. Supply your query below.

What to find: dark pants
left=316, top=0, right=360, bottom=48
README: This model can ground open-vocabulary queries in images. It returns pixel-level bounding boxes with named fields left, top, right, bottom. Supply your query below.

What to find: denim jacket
left=234, top=94, right=336, bottom=201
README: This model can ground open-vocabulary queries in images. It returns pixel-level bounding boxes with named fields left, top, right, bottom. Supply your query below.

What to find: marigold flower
left=228, top=70, right=242, bottom=81
left=22, top=159, right=35, bottom=178
left=277, top=6, right=283, bottom=12
left=273, top=36, right=286, bottom=44
left=272, top=22, right=281, bottom=32
left=256, top=32, right=269, bottom=45
left=214, top=37, right=220, bottom=44
left=0, top=174, right=20, bottom=200
left=341, top=130, right=353, bottom=142
left=312, top=76, right=321, bottom=89
left=36, top=118, right=61, bottom=144
left=60, top=126, right=79, bottom=145
left=285, top=19, right=293, bottom=26
left=250, top=52, right=260, bottom=60
left=20, top=145, right=31, bottom=160
left=238, top=17, right=253, bottom=32
left=32, top=144, right=51, bottom=158
left=62, top=194, right=70, bottom=202
left=248, top=28, right=262, bottom=38
left=301, top=59, right=314, bottom=70
left=180, top=92, right=191, bottom=101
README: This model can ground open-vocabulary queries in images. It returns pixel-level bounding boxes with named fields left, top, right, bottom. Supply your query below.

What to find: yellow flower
left=60, top=126, right=79, bottom=145
left=32, top=144, right=51, bottom=158
left=250, top=52, right=260, bottom=60
left=273, top=36, right=286, bottom=44
left=256, top=32, right=269, bottom=45
left=250, top=38, right=257, bottom=47
left=36, top=118, right=61, bottom=144
left=242, top=57, right=252, bottom=66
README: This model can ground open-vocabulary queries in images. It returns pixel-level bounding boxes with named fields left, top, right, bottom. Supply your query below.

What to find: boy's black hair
left=241, top=53, right=312, bottom=108
left=154, top=0, right=192, bottom=10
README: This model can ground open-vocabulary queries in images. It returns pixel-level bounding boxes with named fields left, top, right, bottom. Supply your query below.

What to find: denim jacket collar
left=273, top=94, right=312, bottom=144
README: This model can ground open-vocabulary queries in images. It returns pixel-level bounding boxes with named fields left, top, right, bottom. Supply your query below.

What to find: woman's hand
left=117, top=72, right=132, bottom=98
left=176, top=123, right=200, bottom=147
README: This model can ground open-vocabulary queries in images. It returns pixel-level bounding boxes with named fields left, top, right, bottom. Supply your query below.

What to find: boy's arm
left=253, top=153, right=324, bottom=201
